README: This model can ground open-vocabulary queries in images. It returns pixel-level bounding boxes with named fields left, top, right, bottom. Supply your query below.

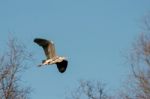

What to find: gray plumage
left=34, top=38, right=68, bottom=73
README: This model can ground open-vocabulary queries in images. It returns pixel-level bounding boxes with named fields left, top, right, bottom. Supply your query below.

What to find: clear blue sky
left=0, top=0, right=150, bottom=99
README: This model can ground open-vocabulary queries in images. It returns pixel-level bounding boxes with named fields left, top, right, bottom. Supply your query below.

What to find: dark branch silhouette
left=0, top=37, right=32, bottom=99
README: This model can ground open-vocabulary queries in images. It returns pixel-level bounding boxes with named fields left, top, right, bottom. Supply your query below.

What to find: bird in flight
left=34, top=38, right=68, bottom=73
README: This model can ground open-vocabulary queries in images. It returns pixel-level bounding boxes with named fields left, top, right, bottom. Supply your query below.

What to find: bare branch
left=119, top=14, right=150, bottom=99
left=0, top=37, right=32, bottom=99
left=68, top=80, right=111, bottom=99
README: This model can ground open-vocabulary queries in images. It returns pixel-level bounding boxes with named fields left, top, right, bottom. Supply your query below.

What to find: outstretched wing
left=34, top=38, right=56, bottom=59
left=56, top=60, right=68, bottom=73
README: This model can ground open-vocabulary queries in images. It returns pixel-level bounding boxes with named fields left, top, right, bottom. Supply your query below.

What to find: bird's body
left=34, top=38, right=68, bottom=73
left=39, top=56, right=65, bottom=66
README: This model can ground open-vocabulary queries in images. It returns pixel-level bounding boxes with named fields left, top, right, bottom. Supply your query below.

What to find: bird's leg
left=37, top=59, right=53, bottom=67
left=38, top=64, right=43, bottom=67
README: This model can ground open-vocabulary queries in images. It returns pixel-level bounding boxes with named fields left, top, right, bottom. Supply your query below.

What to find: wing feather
left=34, top=38, right=56, bottom=59
left=56, top=60, right=68, bottom=73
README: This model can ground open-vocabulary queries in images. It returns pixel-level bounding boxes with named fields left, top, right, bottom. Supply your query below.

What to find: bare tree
left=0, top=37, right=32, bottom=99
left=118, top=14, right=150, bottom=99
left=67, top=80, right=111, bottom=99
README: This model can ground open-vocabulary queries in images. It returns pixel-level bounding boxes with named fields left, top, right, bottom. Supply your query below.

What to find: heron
left=34, top=38, right=68, bottom=73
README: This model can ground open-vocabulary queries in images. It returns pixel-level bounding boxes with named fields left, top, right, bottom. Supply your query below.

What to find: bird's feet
left=38, top=64, right=43, bottom=67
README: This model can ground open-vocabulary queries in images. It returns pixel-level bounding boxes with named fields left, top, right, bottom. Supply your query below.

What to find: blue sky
left=0, top=0, right=150, bottom=99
